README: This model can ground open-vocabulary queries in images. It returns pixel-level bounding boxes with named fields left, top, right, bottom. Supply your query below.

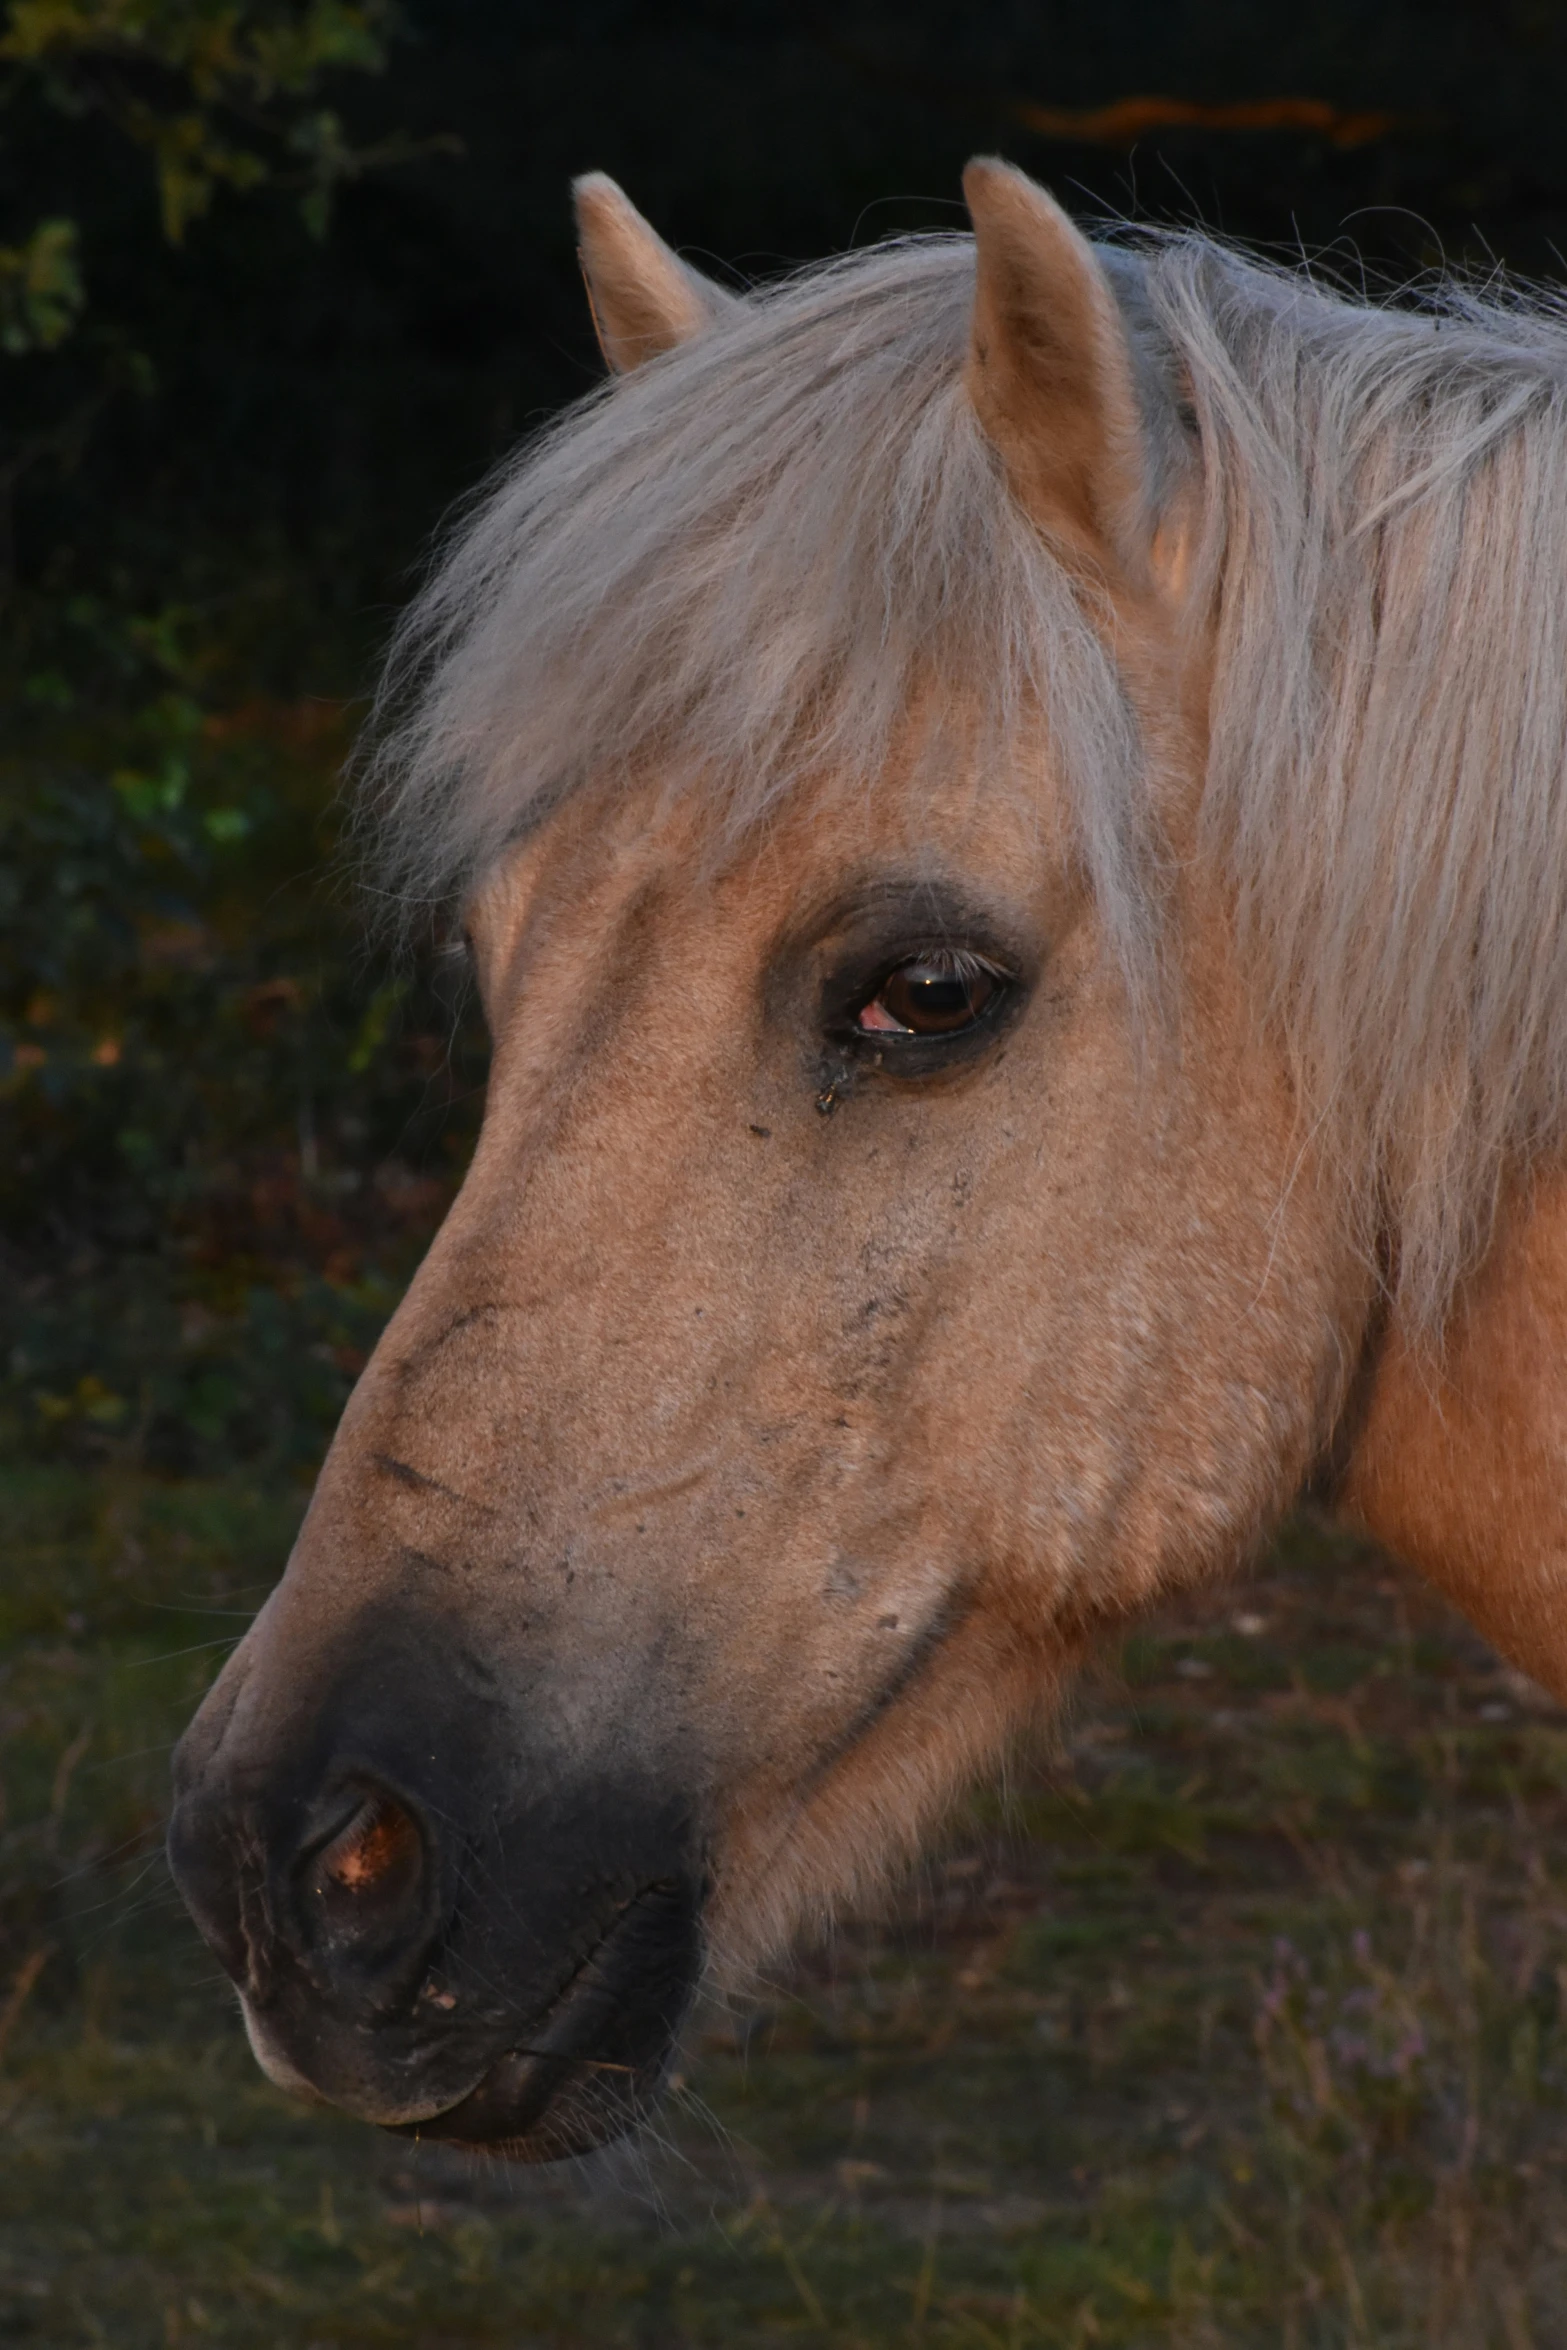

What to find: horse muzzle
left=166, top=1619, right=706, bottom=2160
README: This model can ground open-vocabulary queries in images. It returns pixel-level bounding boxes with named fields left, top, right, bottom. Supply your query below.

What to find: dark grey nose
left=167, top=1611, right=708, bottom=2157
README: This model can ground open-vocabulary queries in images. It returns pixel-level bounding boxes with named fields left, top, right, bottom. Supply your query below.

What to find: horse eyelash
left=873, top=946, right=1010, bottom=989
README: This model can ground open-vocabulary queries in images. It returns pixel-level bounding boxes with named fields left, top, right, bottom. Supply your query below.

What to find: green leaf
left=202, top=807, right=251, bottom=844
left=111, top=758, right=189, bottom=819
left=0, top=217, right=85, bottom=353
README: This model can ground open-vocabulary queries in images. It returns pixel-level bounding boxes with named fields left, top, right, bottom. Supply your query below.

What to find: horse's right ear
left=963, top=159, right=1147, bottom=575
left=573, top=173, right=739, bottom=374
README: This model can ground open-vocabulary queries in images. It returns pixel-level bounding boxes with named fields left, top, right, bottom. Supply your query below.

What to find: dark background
left=3, top=0, right=1561, bottom=1474
left=18, top=2, right=1567, bottom=622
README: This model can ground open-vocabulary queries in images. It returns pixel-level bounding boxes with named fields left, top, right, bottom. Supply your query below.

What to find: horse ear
left=962, top=159, right=1146, bottom=571
left=572, top=173, right=738, bottom=375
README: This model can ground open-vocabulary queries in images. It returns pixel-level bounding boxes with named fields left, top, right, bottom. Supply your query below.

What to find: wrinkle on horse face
left=391, top=1303, right=507, bottom=1382
left=794, top=1584, right=980, bottom=1799
left=371, top=1452, right=498, bottom=1517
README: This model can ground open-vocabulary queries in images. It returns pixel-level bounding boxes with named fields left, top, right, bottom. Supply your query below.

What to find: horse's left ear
left=573, top=173, right=740, bottom=375
left=963, top=159, right=1146, bottom=573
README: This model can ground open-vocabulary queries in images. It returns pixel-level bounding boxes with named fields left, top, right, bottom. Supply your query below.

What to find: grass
left=3, top=1469, right=1567, bottom=2346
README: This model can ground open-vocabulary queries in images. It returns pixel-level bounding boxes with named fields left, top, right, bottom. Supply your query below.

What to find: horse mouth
left=392, top=1877, right=701, bottom=2161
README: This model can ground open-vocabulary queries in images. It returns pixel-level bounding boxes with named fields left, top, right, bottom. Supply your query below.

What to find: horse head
left=170, top=163, right=1558, bottom=2159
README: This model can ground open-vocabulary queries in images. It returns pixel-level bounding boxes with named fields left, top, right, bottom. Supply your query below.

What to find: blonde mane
left=368, top=228, right=1567, bottom=1325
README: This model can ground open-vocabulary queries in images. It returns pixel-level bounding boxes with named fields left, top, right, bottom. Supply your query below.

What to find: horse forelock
left=366, top=221, right=1567, bottom=1328
left=362, top=235, right=1162, bottom=978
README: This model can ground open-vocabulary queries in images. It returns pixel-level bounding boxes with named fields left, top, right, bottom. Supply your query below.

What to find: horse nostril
left=306, top=1791, right=425, bottom=1941
left=321, top=1795, right=420, bottom=1892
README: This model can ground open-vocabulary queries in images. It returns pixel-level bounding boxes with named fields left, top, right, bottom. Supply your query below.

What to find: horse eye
left=855, top=952, right=1005, bottom=1038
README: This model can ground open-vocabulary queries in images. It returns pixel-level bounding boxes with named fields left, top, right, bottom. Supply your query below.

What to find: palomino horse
left=170, top=161, right=1567, bottom=2162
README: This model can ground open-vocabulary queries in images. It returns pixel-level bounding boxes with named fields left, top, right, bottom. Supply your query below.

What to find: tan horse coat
left=1346, top=1179, right=1567, bottom=1688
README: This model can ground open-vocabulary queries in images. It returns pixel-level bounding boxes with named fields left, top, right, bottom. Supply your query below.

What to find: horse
left=168, top=159, right=1567, bottom=2165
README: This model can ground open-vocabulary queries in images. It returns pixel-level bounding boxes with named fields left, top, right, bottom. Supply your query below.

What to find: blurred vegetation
left=1, top=0, right=421, bottom=246
left=0, top=0, right=487, bottom=1473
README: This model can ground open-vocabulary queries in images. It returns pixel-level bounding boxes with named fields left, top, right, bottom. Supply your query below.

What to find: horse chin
left=387, top=1884, right=696, bottom=2160
left=391, top=2040, right=663, bottom=2162
left=243, top=1992, right=649, bottom=2154
left=237, top=1874, right=703, bottom=2161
